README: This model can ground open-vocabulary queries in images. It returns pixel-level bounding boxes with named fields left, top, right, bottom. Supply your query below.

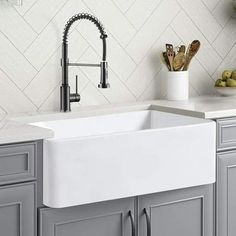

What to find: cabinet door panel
left=138, top=185, right=213, bottom=236
left=217, top=151, right=236, bottom=236
left=0, top=142, right=36, bottom=185
left=0, top=182, right=35, bottom=236
left=40, top=197, right=135, bottom=236
left=217, top=119, right=236, bottom=151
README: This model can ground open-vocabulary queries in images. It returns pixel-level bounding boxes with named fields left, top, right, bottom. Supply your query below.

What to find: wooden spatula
left=166, top=44, right=174, bottom=71
left=162, top=51, right=171, bottom=71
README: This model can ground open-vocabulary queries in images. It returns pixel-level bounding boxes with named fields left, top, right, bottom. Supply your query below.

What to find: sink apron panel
left=43, top=122, right=216, bottom=208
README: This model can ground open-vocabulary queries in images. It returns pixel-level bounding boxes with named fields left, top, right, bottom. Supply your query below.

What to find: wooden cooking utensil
left=166, top=44, right=174, bottom=71
left=173, top=52, right=186, bottom=71
left=178, top=45, right=186, bottom=54
left=183, top=40, right=201, bottom=71
left=162, top=51, right=171, bottom=71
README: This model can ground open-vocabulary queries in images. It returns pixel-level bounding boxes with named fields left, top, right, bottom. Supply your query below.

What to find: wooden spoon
left=183, top=40, right=201, bottom=71
left=173, top=52, right=186, bottom=71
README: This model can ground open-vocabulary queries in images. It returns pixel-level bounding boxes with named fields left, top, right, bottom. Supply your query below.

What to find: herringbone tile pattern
left=0, top=0, right=234, bottom=114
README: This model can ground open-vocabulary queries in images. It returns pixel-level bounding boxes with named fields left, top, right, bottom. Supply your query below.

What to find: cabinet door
left=217, top=151, right=236, bottom=236
left=138, top=185, right=213, bottom=236
left=39, top=197, right=135, bottom=236
left=0, top=182, right=35, bottom=236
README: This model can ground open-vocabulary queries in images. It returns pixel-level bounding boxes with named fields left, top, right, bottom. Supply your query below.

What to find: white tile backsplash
left=202, top=0, right=220, bottom=12
left=112, top=0, right=135, bottom=13
left=0, top=1, right=37, bottom=52
left=178, top=0, right=222, bottom=43
left=126, top=0, right=180, bottom=64
left=14, top=0, right=38, bottom=16
left=24, top=0, right=68, bottom=33
left=0, top=0, right=234, bottom=114
left=0, top=32, right=37, bottom=89
left=213, top=0, right=233, bottom=27
left=84, top=0, right=136, bottom=47
left=0, top=70, right=37, bottom=113
left=125, top=0, right=162, bottom=30
left=213, top=17, right=236, bottom=58
left=24, top=0, right=88, bottom=70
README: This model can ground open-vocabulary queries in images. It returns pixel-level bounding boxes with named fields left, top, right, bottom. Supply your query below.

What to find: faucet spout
left=60, top=13, right=110, bottom=112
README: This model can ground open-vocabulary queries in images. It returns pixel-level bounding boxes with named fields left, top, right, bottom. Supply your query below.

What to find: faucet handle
left=70, top=75, right=80, bottom=103
left=75, top=75, right=78, bottom=94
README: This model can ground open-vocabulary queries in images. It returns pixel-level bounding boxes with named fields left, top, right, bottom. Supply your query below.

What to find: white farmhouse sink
left=32, top=110, right=216, bottom=208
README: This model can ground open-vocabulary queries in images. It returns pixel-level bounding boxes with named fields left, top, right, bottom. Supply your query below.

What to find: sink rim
left=30, top=110, right=212, bottom=141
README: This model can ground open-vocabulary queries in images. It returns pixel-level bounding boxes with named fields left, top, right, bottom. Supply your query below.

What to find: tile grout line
left=22, top=0, right=71, bottom=54
left=13, top=5, right=39, bottom=35
left=0, top=68, right=38, bottom=110
left=212, top=0, right=222, bottom=12
left=211, top=40, right=236, bottom=78
left=124, top=0, right=137, bottom=14
left=110, top=0, right=138, bottom=32
left=22, top=43, right=62, bottom=91
left=0, top=29, right=39, bottom=73
left=200, top=0, right=224, bottom=27
left=176, top=0, right=223, bottom=59
left=124, top=0, right=164, bottom=48
left=20, top=0, right=39, bottom=17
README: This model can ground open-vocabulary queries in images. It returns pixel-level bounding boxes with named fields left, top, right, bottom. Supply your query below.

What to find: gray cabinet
left=0, top=182, right=36, bottom=236
left=0, top=141, right=41, bottom=236
left=138, top=185, right=213, bottom=236
left=217, top=151, right=236, bottom=236
left=39, top=197, right=135, bottom=236
left=40, top=185, right=213, bottom=236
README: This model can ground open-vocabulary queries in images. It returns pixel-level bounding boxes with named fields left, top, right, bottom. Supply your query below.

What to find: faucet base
left=98, top=83, right=110, bottom=88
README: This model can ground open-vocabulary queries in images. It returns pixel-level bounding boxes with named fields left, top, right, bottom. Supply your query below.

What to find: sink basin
left=32, top=110, right=216, bottom=208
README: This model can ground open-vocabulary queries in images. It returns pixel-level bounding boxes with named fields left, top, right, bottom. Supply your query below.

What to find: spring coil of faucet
left=63, top=13, right=107, bottom=44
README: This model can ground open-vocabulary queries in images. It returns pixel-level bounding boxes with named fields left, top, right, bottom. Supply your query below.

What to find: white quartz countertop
left=151, top=96, right=236, bottom=119
left=0, top=95, right=236, bottom=145
left=0, top=118, right=53, bottom=145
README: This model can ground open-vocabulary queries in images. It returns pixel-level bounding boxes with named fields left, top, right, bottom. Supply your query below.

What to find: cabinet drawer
left=217, top=118, right=236, bottom=151
left=0, top=142, right=36, bottom=184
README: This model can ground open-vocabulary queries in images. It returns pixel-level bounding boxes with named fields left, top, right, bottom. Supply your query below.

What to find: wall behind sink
left=0, top=0, right=234, bottom=114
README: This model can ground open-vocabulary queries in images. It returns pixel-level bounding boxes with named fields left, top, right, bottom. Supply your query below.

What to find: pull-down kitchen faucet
left=60, top=13, right=110, bottom=112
